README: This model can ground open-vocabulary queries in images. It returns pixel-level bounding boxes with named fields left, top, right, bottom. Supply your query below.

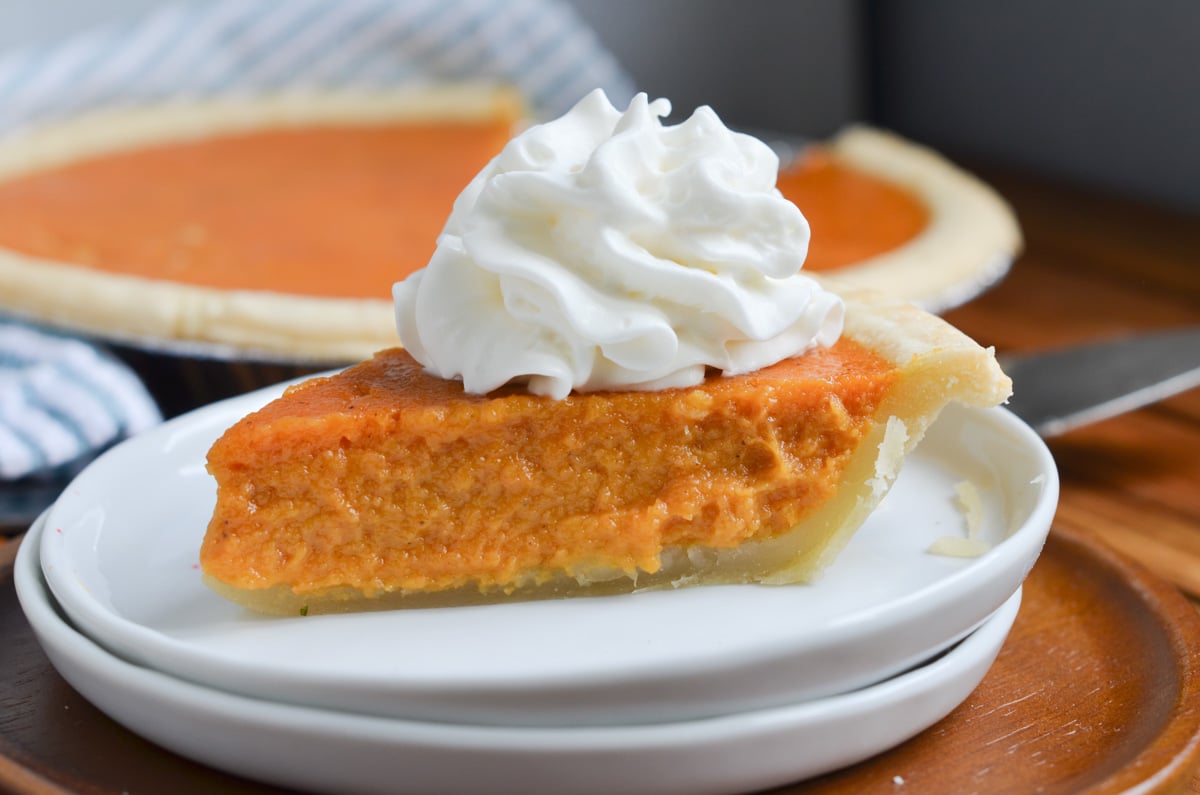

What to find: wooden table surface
left=0, top=165, right=1198, bottom=793
left=943, top=166, right=1200, bottom=794
left=944, top=166, right=1200, bottom=602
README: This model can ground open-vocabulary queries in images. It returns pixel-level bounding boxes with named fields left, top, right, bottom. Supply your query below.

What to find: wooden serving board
left=2, top=522, right=1200, bottom=795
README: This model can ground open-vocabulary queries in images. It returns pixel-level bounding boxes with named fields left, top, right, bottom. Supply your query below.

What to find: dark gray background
left=2, top=0, right=1196, bottom=210
left=568, top=0, right=1199, bottom=212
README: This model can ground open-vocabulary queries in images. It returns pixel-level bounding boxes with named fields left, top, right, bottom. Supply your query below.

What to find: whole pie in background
left=0, top=86, right=1020, bottom=364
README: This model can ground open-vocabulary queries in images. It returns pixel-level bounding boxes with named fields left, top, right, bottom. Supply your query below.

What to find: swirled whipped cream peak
left=393, top=88, right=844, bottom=399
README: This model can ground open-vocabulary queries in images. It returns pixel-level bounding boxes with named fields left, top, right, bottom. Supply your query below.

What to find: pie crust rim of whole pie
left=200, top=286, right=1012, bottom=615
left=0, top=85, right=521, bottom=363
left=0, top=94, right=1018, bottom=364
left=809, top=126, right=1023, bottom=313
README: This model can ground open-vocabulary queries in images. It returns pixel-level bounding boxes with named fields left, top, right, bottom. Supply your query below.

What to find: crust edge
left=815, top=125, right=1023, bottom=313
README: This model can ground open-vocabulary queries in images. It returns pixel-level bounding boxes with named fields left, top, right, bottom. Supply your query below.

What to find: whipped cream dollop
left=394, top=89, right=843, bottom=399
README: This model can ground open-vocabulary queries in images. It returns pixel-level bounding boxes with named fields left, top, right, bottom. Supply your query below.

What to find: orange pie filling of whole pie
left=0, top=126, right=923, bottom=300
left=0, top=92, right=1019, bottom=361
left=0, top=119, right=515, bottom=299
left=779, top=149, right=929, bottom=272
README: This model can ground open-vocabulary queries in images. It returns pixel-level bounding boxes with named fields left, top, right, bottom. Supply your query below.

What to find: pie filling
left=0, top=126, right=926, bottom=300
left=201, top=340, right=898, bottom=608
left=779, top=148, right=929, bottom=271
left=0, top=120, right=514, bottom=298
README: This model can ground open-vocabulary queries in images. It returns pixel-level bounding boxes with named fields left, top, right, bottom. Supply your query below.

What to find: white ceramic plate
left=38, top=386, right=1056, bottom=727
left=17, top=514, right=1022, bottom=795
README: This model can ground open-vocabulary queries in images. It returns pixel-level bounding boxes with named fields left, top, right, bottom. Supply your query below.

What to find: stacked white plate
left=16, top=381, right=1058, bottom=795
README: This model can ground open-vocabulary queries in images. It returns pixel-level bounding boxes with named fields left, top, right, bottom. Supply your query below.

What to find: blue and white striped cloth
left=0, top=322, right=161, bottom=479
left=0, top=0, right=636, bottom=133
left=0, top=0, right=634, bottom=478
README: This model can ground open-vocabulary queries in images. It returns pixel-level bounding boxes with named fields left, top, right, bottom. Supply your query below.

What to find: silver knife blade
left=1000, top=328, right=1200, bottom=437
